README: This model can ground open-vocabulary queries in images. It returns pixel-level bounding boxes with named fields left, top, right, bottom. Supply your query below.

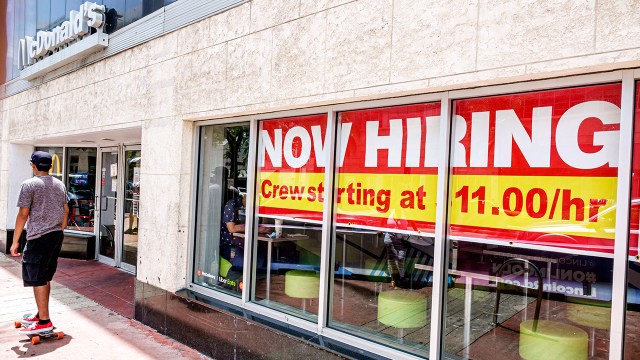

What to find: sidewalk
left=0, top=254, right=210, bottom=360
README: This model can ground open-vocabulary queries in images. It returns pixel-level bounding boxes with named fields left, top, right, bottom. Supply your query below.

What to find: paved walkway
left=0, top=254, right=210, bottom=359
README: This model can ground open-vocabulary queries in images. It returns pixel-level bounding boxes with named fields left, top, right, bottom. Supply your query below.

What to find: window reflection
left=193, top=124, right=249, bottom=297
left=253, top=114, right=327, bottom=321
left=327, top=104, right=439, bottom=357
left=36, top=0, right=50, bottom=31
left=66, top=148, right=97, bottom=232
left=49, top=0, right=66, bottom=27
left=124, top=0, right=142, bottom=26
left=34, top=146, right=63, bottom=181
left=444, top=84, right=621, bottom=359
left=103, top=0, right=125, bottom=33
left=625, top=81, right=640, bottom=358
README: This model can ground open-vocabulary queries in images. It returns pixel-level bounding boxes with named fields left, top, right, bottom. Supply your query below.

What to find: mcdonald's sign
left=49, top=153, right=62, bottom=177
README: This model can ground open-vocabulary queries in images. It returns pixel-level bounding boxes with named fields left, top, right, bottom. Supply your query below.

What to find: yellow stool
left=219, top=257, right=232, bottom=278
left=377, top=289, right=427, bottom=328
left=520, top=320, right=588, bottom=360
left=285, top=270, right=320, bottom=313
left=493, top=259, right=589, bottom=360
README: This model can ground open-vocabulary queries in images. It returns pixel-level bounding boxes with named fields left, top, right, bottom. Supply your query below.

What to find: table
left=234, top=232, right=309, bottom=300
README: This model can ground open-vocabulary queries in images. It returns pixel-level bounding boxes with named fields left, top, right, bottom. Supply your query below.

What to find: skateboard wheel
left=56, top=332, right=64, bottom=340
left=14, top=321, right=21, bottom=328
left=31, top=336, right=40, bottom=345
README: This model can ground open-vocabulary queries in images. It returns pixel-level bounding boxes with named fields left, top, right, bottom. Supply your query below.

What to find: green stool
left=377, top=289, right=427, bottom=329
left=493, top=259, right=588, bottom=360
left=285, top=270, right=320, bottom=312
left=219, top=257, right=232, bottom=278
left=520, top=320, right=588, bottom=360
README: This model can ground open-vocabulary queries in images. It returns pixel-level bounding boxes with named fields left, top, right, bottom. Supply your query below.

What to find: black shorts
left=22, top=231, right=64, bottom=287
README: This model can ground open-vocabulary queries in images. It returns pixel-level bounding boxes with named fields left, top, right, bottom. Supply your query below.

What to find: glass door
left=97, top=148, right=119, bottom=265
left=121, top=147, right=140, bottom=273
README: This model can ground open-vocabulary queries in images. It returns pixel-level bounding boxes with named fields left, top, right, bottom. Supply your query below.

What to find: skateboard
left=13, top=320, right=64, bottom=345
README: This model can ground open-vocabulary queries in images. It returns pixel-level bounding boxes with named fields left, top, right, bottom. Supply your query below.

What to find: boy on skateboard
left=10, top=151, right=69, bottom=334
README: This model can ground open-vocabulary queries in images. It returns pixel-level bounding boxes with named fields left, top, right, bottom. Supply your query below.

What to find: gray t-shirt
left=17, top=176, right=69, bottom=240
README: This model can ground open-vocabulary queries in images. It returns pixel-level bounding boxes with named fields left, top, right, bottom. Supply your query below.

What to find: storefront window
left=66, top=147, right=97, bottom=232
left=193, top=123, right=249, bottom=297
left=625, top=81, right=640, bottom=357
left=34, top=146, right=63, bottom=181
left=444, top=84, right=621, bottom=359
left=327, top=104, right=439, bottom=357
left=252, top=115, right=327, bottom=321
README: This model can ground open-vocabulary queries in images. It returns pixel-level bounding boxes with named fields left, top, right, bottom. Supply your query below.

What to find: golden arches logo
left=49, top=153, right=61, bottom=177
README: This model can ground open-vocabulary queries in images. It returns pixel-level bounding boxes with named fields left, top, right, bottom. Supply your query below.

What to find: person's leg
left=33, top=282, right=51, bottom=321
left=37, top=231, right=64, bottom=323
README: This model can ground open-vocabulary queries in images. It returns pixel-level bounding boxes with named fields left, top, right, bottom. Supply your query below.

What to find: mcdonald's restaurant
left=3, top=1, right=640, bottom=359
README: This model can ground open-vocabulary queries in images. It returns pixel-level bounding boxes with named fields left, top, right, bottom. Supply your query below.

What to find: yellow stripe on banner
left=258, top=172, right=325, bottom=213
left=258, top=171, right=438, bottom=223
left=449, top=175, right=618, bottom=240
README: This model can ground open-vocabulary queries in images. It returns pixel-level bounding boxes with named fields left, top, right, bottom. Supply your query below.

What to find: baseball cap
left=30, top=151, right=53, bottom=167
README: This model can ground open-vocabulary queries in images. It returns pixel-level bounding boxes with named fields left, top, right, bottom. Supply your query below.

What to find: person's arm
left=10, top=207, right=30, bottom=256
left=62, top=203, right=69, bottom=231
left=226, top=221, right=245, bottom=234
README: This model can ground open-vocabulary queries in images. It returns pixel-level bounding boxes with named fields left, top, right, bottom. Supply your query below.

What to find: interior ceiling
left=14, top=127, right=142, bottom=147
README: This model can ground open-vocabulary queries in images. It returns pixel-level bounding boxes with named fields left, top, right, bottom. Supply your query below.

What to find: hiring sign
left=450, top=84, right=621, bottom=254
left=258, top=84, right=623, bottom=254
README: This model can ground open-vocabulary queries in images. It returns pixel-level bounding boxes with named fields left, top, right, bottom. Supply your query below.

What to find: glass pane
left=124, top=0, right=143, bottom=26
left=25, top=0, right=36, bottom=38
left=36, top=0, right=49, bottom=31
left=4, top=0, right=15, bottom=82
left=12, top=0, right=24, bottom=79
left=253, top=114, right=327, bottom=321
left=444, top=84, right=621, bottom=359
left=66, top=0, right=84, bottom=14
left=103, top=0, right=125, bottom=33
left=625, top=81, right=640, bottom=357
left=34, top=146, right=63, bottom=181
left=50, top=1, right=66, bottom=28
left=99, top=150, right=118, bottom=259
left=329, top=104, right=439, bottom=357
left=122, top=149, right=140, bottom=267
left=142, top=0, right=164, bottom=17
left=66, top=148, right=97, bottom=232
left=193, top=123, right=249, bottom=297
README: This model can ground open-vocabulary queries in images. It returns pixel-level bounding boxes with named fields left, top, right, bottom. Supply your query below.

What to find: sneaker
left=21, top=313, right=39, bottom=325
left=19, top=321, right=53, bottom=335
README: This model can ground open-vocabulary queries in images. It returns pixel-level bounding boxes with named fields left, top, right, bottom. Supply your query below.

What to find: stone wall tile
left=391, top=0, right=478, bottom=82
left=271, top=12, right=326, bottom=100
left=177, top=44, right=227, bottom=115
left=177, top=18, right=211, bottom=56
left=300, top=0, right=354, bottom=17
left=525, top=48, right=640, bottom=75
left=596, top=0, right=640, bottom=52
left=147, top=59, right=178, bottom=120
left=250, top=0, right=300, bottom=33
left=146, top=31, right=179, bottom=66
left=123, top=44, right=151, bottom=73
left=141, top=117, right=183, bottom=176
left=226, top=29, right=273, bottom=107
left=209, top=3, right=251, bottom=45
left=477, top=0, right=595, bottom=69
left=353, top=79, right=430, bottom=98
left=428, top=64, right=527, bottom=88
left=324, top=0, right=393, bottom=92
